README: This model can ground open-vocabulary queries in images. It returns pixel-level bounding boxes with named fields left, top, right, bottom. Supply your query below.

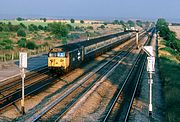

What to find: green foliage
left=44, top=36, right=52, bottom=40
left=70, top=19, right=75, bottom=23
left=0, top=39, right=13, bottom=50
left=48, top=22, right=69, bottom=37
left=80, top=20, right=84, bottom=24
left=127, top=20, right=135, bottom=27
left=28, top=24, right=38, bottom=31
left=66, top=24, right=74, bottom=31
left=26, top=41, right=37, bottom=49
left=112, top=20, right=119, bottom=25
left=16, top=17, right=24, bottom=21
left=40, top=18, right=47, bottom=22
left=75, top=26, right=84, bottom=31
left=87, top=26, right=93, bottom=30
left=159, top=56, right=180, bottom=122
left=61, top=37, right=68, bottom=45
left=20, top=23, right=27, bottom=29
left=42, top=42, right=49, bottom=46
left=17, top=38, right=27, bottom=48
left=38, top=25, right=44, bottom=30
left=120, top=20, right=125, bottom=25
left=0, top=26, right=3, bottom=31
left=156, top=18, right=179, bottom=51
left=68, top=33, right=80, bottom=40
left=103, top=23, right=108, bottom=25
left=136, top=20, right=143, bottom=27
left=99, top=25, right=105, bottom=29
left=17, top=29, right=26, bottom=37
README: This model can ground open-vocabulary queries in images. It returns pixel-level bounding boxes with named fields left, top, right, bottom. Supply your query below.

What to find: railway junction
left=0, top=28, right=165, bottom=122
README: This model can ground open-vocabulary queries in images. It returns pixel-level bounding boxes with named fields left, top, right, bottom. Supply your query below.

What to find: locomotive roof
left=53, top=31, right=128, bottom=52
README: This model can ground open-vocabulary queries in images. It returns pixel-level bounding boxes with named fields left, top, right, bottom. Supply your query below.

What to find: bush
left=87, top=26, right=93, bottom=30
left=28, top=24, right=38, bottom=31
left=0, top=39, right=13, bottom=50
left=70, top=19, right=75, bottom=23
left=26, top=41, right=37, bottom=49
left=38, top=25, right=44, bottom=30
left=48, top=22, right=69, bottom=37
left=17, top=38, right=27, bottom=48
left=99, top=25, right=105, bottom=29
left=0, top=26, right=3, bottom=31
left=80, top=20, right=84, bottom=24
left=17, top=29, right=26, bottom=37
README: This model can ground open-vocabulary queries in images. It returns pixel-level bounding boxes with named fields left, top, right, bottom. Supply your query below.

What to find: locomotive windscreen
left=57, top=52, right=65, bottom=57
left=49, top=52, right=65, bottom=57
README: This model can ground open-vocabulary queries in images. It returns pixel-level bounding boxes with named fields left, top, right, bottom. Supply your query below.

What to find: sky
left=0, top=0, right=180, bottom=22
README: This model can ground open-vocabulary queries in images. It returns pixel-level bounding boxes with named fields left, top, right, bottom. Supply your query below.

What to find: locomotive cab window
left=49, top=52, right=56, bottom=57
left=57, top=52, right=66, bottom=57
left=48, top=52, right=66, bottom=57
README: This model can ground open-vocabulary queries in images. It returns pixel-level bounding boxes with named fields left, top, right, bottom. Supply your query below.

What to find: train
left=48, top=31, right=144, bottom=73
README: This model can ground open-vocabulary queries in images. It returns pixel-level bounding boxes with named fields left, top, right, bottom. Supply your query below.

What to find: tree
left=17, top=38, right=27, bottom=48
left=156, top=18, right=179, bottom=51
left=87, top=26, right=93, bottom=30
left=28, top=24, right=38, bottom=31
left=0, top=26, right=3, bottom=31
left=127, top=20, right=135, bottom=27
left=99, top=25, right=105, bottom=29
left=16, top=17, right=24, bottom=21
left=48, top=22, right=69, bottom=37
left=26, top=41, right=37, bottom=49
left=136, top=20, right=143, bottom=27
left=43, top=18, right=47, bottom=22
left=70, top=19, right=75, bottom=23
left=20, top=23, right=27, bottom=29
left=120, top=20, right=125, bottom=25
left=0, top=39, right=13, bottom=50
left=38, top=25, right=44, bottom=30
left=80, top=20, right=84, bottom=24
left=113, top=20, right=119, bottom=25
left=17, top=29, right=26, bottom=37
left=66, top=24, right=74, bottom=31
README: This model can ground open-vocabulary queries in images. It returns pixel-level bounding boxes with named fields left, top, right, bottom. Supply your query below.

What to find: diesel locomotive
left=48, top=31, right=143, bottom=73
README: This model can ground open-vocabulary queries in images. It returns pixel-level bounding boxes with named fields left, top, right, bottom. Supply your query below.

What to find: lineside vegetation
left=156, top=18, right=180, bottom=122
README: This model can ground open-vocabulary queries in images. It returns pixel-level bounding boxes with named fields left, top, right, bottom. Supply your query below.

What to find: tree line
left=156, top=18, right=179, bottom=52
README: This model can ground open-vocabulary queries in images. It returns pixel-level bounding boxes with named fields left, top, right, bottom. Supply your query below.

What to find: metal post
left=149, top=72, right=153, bottom=115
left=136, top=32, right=139, bottom=49
left=21, top=68, right=25, bottom=114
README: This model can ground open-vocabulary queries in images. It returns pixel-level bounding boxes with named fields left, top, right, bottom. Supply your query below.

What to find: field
left=0, top=20, right=50, bottom=26
left=0, top=19, right=124, bottom=61
left=169, top=26, right=180, bottom=39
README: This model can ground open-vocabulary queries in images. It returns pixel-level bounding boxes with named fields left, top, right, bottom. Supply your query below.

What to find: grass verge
left=158, top=38, right=180, bottom=122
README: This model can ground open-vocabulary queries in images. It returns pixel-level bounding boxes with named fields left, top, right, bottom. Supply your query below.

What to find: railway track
left=0, top=34, right=136, bottom=112
left=102, top=49, right=146, bottom=122
left=24, top=33, right=147, bottom=122
left=0, top=67, right=54, bottom=110
left=102, top=33, right=154, bottom=122
left=0, top=31, right=148, bottom=121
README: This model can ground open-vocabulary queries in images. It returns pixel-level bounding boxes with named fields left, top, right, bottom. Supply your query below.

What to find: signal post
left=19, top=52, right=27, bottom=115
left=142, top=46, right=155, bottom=116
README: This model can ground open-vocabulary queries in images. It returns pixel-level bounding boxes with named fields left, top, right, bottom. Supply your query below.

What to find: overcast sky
left=0, top=0, right=180, bottom=21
